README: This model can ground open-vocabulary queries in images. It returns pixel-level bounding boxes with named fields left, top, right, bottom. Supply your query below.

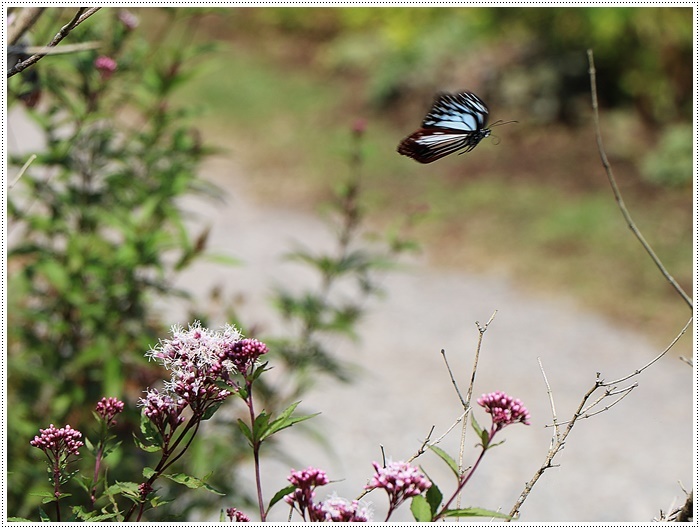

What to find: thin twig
left=538, top=357, right=559, bottom=446
left=440, top=349, right=466, bottom=407
left=8, top=7, right=102, bottom=78
left=8, top=41, right=101, bottom=56
left=602, top=315, right=692, bottom=386
left=509, top=376, right=601, bottom=519
left=453, top=310, right=496, bottom=514
left=587, top=49, right=692, bottom=310
left=427, top=408, right=470, bottom=448
left=405, top=425, right=436, bottom=463
left=8, top=154, right=36, bottom=190
left=465, top=310, right=497, bottom=407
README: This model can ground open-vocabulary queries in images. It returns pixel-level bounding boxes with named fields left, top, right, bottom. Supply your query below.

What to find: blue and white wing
left=423, top=92, right=489, bottom=132
left=398, top=91, right=492, bottom=164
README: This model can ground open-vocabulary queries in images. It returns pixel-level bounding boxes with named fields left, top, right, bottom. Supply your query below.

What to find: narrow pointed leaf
left=442, top=507, right=511, bottom=520
left=268, top=484, right=296, bottom=511
left=237, top=419, right=253, bottom=443
left=261, top=412, right=320, bottom=442
left=427, top=445, right=460, bottom=479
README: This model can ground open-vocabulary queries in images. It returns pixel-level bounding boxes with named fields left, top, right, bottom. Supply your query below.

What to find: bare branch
left=538, top=357, right=560, bottom=444
left=602, top=315, right=692, bottom=386
left=8, top=154, right=37, bottom=190
left=8, top=7, right=102, bottom=78
left=8, top=41, right=101, bottom=56
left=586, top=49, right=692, bottom=310
left=440, top=348, right=466, bottom=407
left=465, top=309, right=497, bottom=407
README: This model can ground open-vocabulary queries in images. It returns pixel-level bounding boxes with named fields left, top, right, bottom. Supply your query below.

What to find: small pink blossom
left=94, top=56, right=117, bottom=79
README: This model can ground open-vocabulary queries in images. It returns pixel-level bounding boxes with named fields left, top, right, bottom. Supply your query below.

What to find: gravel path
left=167, top=155, right=693, bottom=523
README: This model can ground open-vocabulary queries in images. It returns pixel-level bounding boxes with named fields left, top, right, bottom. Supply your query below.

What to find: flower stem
left=433, top=429, right=494, bottom=521
left=246, top=381, right=266, bottom=522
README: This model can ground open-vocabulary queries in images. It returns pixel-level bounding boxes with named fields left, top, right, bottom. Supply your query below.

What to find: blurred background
left=7, top=7, right=693, bottom=522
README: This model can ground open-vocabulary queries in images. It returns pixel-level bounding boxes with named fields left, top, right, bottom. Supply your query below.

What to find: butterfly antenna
left=489, top=119, right=518, bottom=128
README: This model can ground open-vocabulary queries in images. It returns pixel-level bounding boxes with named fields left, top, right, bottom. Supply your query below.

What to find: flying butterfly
left=397, top=91, right=514, bottom=164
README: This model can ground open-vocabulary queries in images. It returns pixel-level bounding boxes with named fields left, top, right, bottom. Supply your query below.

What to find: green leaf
left=471, top=412, right=485, bottom=439
left=164, top=473, right=226, bottom=495
left=237, top=419, right=252, bottom=444
left=105, top=481, right=141, bottom=501
left=260, top=401, right=319, bottom=441
left=267, top=484, right=296, bottom=511
left=442, top=507, right=511, bottom=520
left=425, top=479, right=442, bottom=516
left=133, top=433, right=161, bottom=453
left=252, top=410, right=271, bottom=442
left=410, top=495, right=432, bottom=522
left=201, top=400, right=223, bottom=421
left=427, top=445, right=460, bottom=480
left=143, top=467, right=156, bottom=479
left=481, top=428, right=490, bottom=448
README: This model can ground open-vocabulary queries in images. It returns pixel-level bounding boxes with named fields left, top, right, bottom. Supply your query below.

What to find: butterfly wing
left=398, top=91, right=491, bottom=164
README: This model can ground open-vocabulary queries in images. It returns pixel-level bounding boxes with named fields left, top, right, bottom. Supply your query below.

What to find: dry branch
left=8, top=7, right=102, bottom=78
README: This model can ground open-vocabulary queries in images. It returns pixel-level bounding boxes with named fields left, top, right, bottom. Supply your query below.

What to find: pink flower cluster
left=309, top=494, right=371, bottom=522
left=477, top=391, right=531, bottom=430
left=141, top=323, right=269, bottom=426
left=225, top=338, right=269, bottom=374
left=139, top=388, right=186, bottom=434
left=225, top=507, right=251, bottom=522
left=365, top=460, right=431, bottom=510
left=95, top=397, right=125, bottom=425
left=284, top=466, right=329, bottom=509
left=284, top=467, right=371, bottom=522
left=30, top=424, right=84, bottom=462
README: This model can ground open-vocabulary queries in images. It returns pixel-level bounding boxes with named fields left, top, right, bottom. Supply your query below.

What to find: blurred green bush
left=227, top=7, right=692, bottom=124
left=641, top=123, right=693, bottom=188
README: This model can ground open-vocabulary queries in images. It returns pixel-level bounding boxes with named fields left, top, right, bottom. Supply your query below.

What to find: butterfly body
left=398, top=91, right=494, bottom=164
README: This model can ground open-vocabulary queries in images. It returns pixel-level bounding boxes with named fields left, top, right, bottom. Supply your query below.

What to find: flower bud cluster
left=30, top=424, right=84, bottom=462
left=140, top=389, right=187, bottom=433
left=225, top=507, right=251, bottom=522
left=95, top=397, right=125, bottom=425
left=477, top=391, right=531, bottom=430
left=285, top=467, right=372, bottom=522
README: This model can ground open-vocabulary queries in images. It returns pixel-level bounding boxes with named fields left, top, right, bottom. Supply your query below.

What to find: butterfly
left=397, top=91, right=512, bottom=164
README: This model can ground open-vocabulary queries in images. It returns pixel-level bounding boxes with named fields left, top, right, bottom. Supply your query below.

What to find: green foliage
left=7, top=7, right=214, bottom=519
left=641, top=123, right=693, bottom=187
left=229, top=7, right=691, bottom=124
